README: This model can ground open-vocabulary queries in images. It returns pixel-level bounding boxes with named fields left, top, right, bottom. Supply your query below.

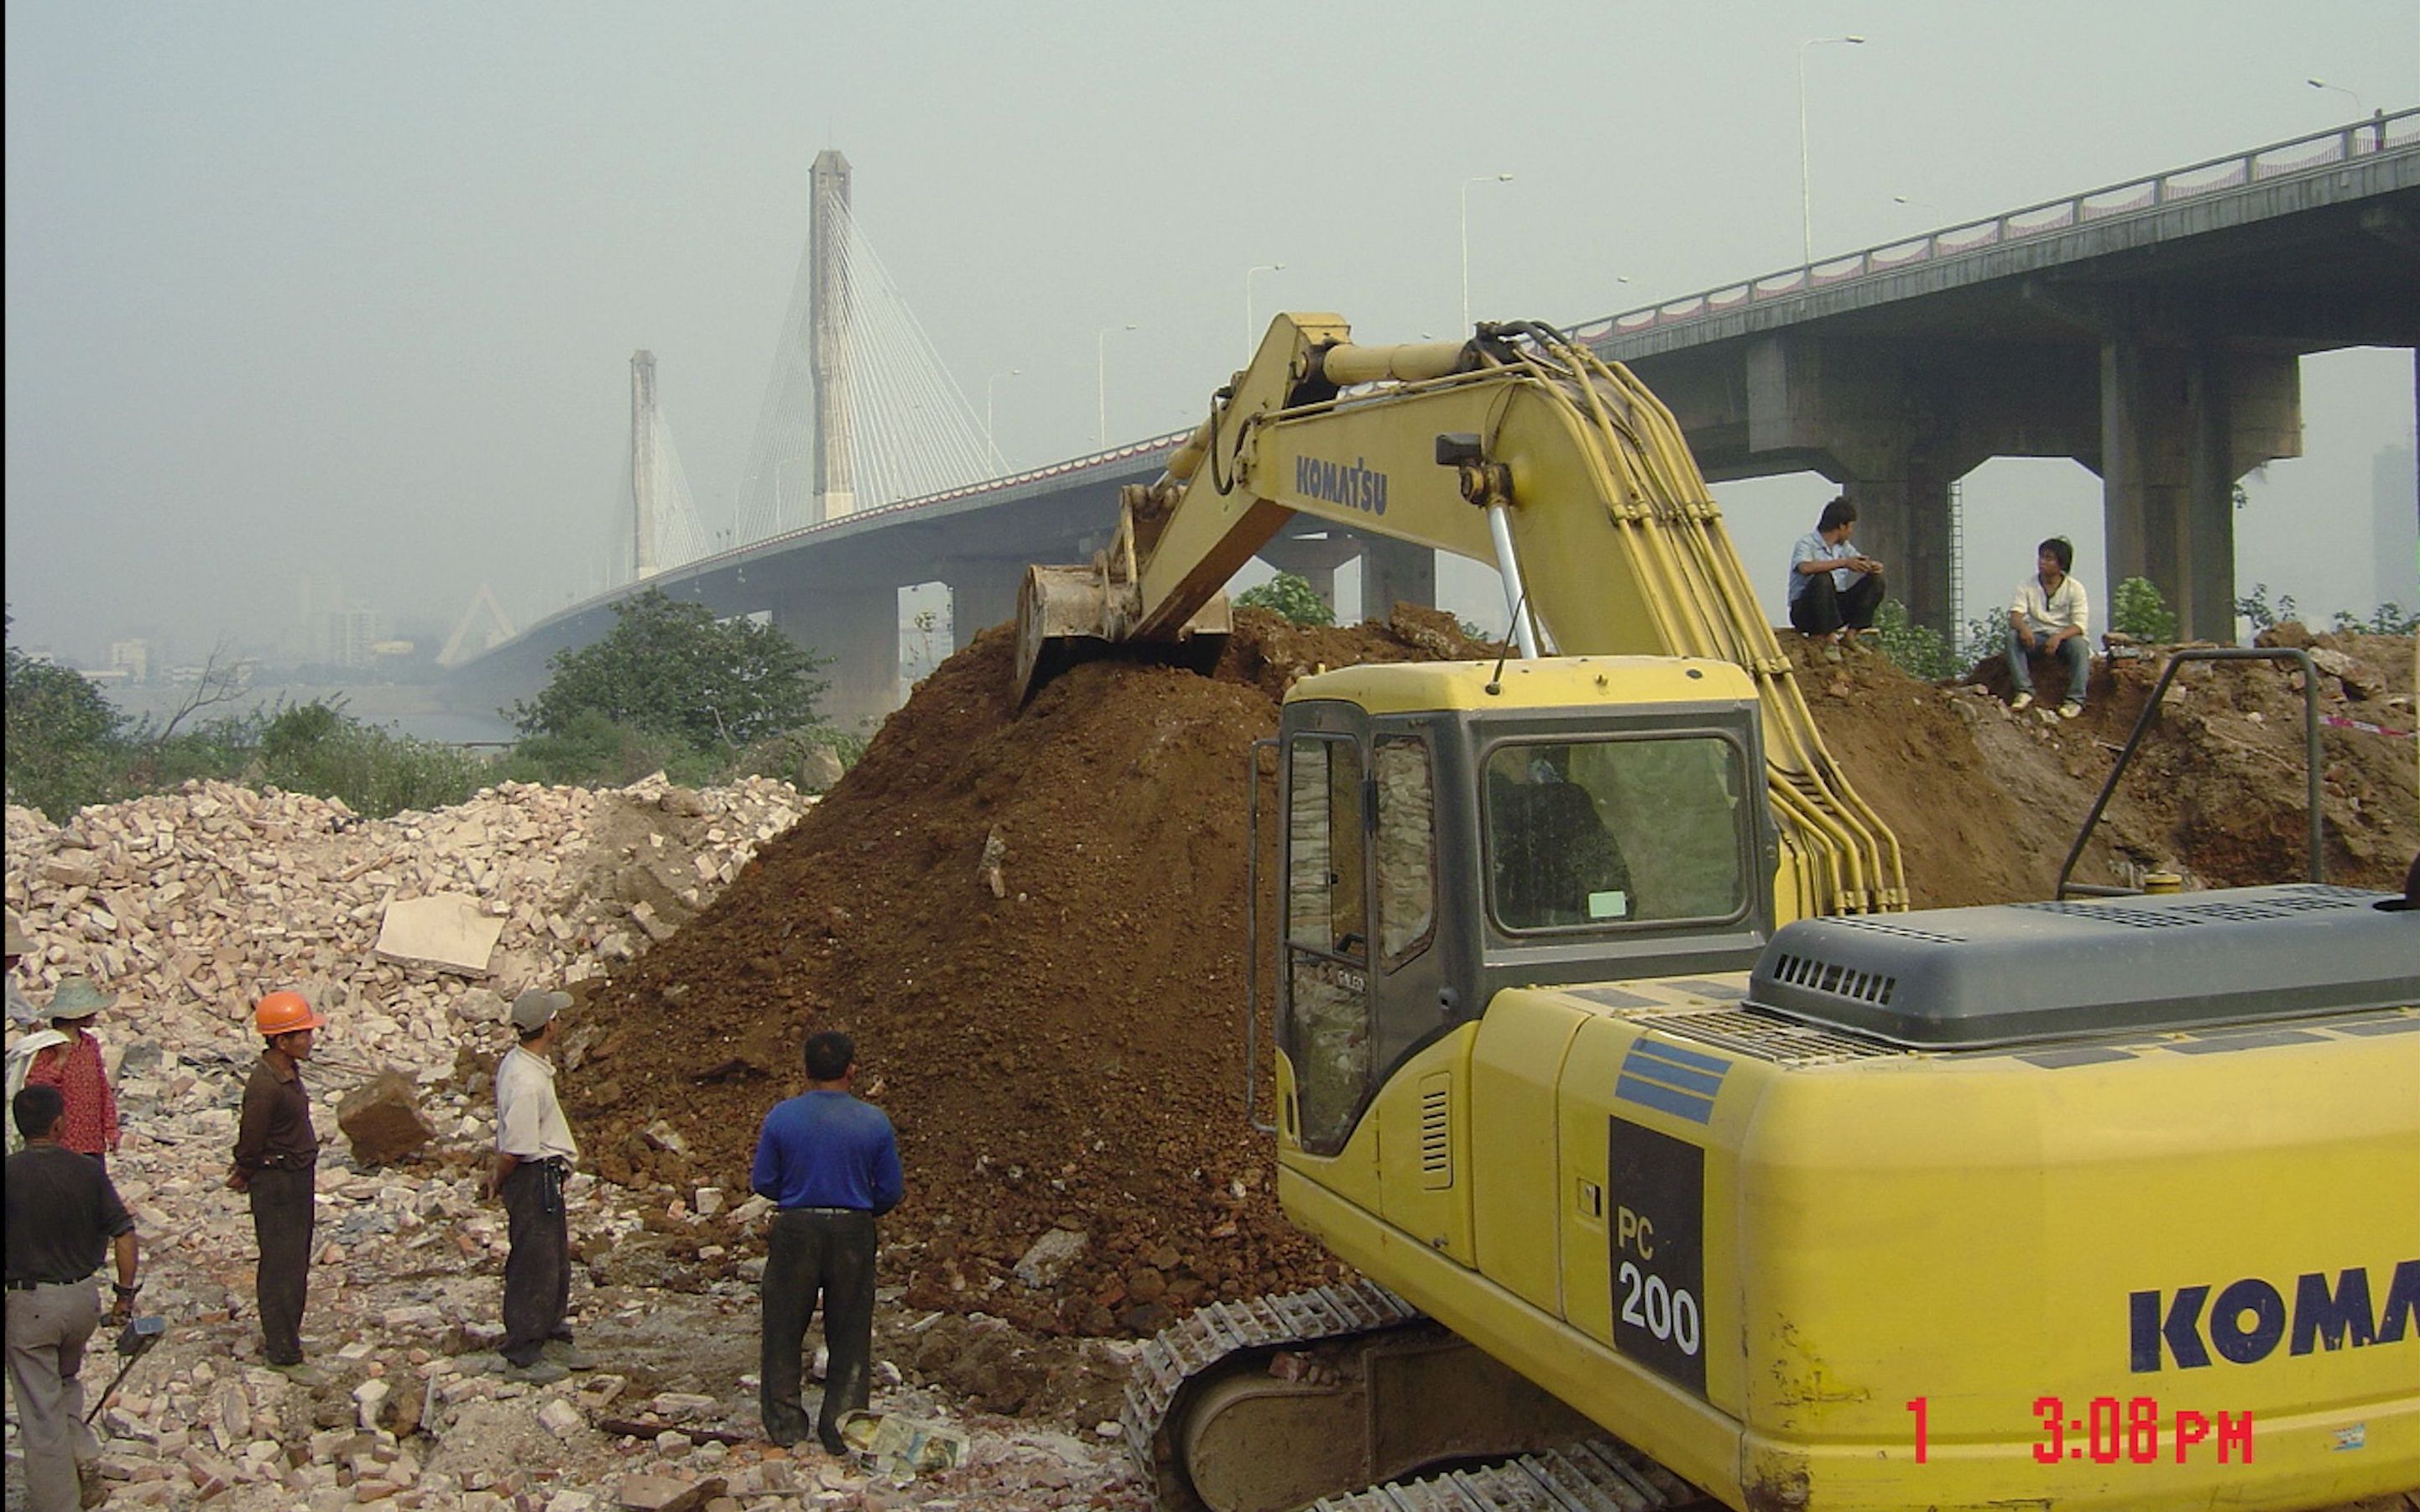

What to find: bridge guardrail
left=1569, top=107, right=2417, bottom=347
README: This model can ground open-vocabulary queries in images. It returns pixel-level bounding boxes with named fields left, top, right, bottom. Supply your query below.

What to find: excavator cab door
left=1280, top=730, right=1375, bottom=1157
left=1279, top=706, right=1451, bottom=1164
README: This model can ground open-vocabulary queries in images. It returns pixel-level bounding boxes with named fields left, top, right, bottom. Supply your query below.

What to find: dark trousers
left=248, top=1165, right=315, bottom=1365
left=500, top=1160, right=571, bottom=1367
left=1789, top=568, right=1885, bottom=635
left=760, top=1209, right=877, bottom=1451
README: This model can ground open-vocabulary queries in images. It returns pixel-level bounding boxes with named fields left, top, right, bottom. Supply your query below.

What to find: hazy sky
left=7, top=2, right=2416, bottom=665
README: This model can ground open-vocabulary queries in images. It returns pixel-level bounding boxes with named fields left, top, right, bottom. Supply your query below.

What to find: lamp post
left=1459, top=173, right=1514, bottom=331
left=1097, top=324, right=1136, bottom=450
left=2305, top=76, right=2364, bottom=117
left=1798, top=35, right=1865, bottom=265
left=984, top=369, right=1020, bottom=471
left=1244, top=263, right=1285, bottom=362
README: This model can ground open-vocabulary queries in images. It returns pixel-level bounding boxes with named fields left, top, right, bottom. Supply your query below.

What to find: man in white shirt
left=2007, top=536, right=2092, bottom=718
left=488, top=988, right=590, bottom=1384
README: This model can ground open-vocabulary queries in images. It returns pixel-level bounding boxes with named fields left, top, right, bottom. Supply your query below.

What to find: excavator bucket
left=1013, top=562, right=1230, bottom=704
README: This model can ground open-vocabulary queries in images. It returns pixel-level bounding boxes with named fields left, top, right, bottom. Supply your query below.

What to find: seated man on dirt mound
left=2006, top=535, right=2092, bottom=719
left=1786, top=495, right=1885, bottom=643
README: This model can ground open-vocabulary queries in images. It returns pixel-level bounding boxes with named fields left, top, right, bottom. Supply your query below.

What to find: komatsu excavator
left=1015, top=315, right=2420, bottom=1512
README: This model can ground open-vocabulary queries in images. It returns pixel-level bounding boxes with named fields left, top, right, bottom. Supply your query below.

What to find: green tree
left=2109, top=577, right=2178, bottom=642
left=3, top=625, right=127, bottom=818
left=509, top=589, right=829, bottom=751
left=1233, top=572, right=1336, bottom=627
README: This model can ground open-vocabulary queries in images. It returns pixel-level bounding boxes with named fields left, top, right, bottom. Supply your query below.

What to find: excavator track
left=1124, top=1280, right=1422, bottom=1501
left=1125, top=1281, right=1713, bottom=1512
left=1311, top=1439, right=1706, bottom=1512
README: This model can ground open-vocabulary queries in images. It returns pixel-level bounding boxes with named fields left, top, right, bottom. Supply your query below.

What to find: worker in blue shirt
left=750, top=1030, right=903, bottom=1453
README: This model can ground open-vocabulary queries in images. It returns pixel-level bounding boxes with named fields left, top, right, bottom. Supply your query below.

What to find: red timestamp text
left=1900, top=1396, right=2254, bottom=1465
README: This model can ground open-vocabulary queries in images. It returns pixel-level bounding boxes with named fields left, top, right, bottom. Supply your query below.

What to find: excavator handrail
left=2055, top=645, right=2324, bottom=898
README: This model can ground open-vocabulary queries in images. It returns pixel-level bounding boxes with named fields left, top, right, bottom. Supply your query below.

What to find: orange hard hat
left=253, top=991, right=326, bottom=1037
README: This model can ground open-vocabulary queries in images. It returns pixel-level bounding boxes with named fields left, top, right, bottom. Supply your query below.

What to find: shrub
left=2331, top=602, right=2419, bottom=636
left=1870, top=600, right=1963, bottom=682
left=2110, top=577, right=2178, bottom=642
left=1233, top=572, right=1336, bottom=627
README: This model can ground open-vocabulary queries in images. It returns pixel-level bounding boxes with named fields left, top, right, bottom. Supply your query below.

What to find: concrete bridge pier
left=773, top=582, right=899, bottom=734
left=1827, top=451, right=1970, bottom=638
left=1353, top=534, right=1437, bottom=622
left=1255, top=534, right=1360, bottom=617
left=2095, top=341, right=2300, bottom=642
left=941, top=563, right=1024, bottom=642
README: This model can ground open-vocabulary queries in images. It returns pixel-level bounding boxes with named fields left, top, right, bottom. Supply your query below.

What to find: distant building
left=316, top=607, right=390, bottom=669
left=2375, top=441, right=2418, bottom=613
left=108, top=639, right=154, bottom=685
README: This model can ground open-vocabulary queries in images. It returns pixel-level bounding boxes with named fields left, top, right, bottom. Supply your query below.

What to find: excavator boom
left=1015, top=313, right=1903, bottom=917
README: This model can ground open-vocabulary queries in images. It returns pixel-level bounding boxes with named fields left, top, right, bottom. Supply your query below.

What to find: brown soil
left=576, top=612, right=2416, bottom=1340
left=572, top=607, right=1500, bottom=1338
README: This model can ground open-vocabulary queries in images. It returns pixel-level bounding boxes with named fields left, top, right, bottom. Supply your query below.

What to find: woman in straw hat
left=23, top=977, right=120, bottom=1167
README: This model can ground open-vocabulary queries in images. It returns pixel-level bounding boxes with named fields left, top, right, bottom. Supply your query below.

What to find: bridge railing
left=1570, top=107, right=2417, bottom=346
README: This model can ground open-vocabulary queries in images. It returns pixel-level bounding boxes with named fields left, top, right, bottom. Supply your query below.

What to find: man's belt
left=782, top=1205, right=870, bottom=1216
left=4, top=1277, right=89, bottom=1290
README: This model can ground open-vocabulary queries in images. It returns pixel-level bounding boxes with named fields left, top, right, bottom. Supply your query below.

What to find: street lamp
left=2306, top=76, right=2365, bottom=118
left=984, top=369, right=1020, bottom=471
left=1097, top=324, right=1137, bottom=449
left=1459, top=173, right=1514, bottom=331
left=1244, top=263, right=1285, bottom=362
left=1798, top=35, right=1866, bottom=265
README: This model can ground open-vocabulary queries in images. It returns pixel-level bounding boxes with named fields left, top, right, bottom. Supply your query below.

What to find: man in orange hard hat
left=227, top=990, right=328, bottom=1384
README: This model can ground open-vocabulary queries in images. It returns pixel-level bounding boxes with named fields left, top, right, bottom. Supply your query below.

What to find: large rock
left=336, top=1070, right=436, bottom=1165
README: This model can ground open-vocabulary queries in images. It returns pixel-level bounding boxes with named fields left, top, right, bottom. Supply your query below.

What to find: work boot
left=542, top=1339, right=598, bottom=1370
left=504, top=1359, right=570, bottom=1385
left=267, top=1360, right=330, bottom=1388
left=2059, top=699, right=2084, bottom=720
left=78, top=1458, right=108, bottom=1509
left=2008, top=691, right=2033, bottom=712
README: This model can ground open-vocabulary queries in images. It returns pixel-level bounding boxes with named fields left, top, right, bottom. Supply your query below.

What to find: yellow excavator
left=1015, top=315, right=2420, bottom=1512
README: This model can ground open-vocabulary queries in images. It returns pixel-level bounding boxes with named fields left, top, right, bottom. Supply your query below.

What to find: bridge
left=450, top=113, right=2419, bottom=731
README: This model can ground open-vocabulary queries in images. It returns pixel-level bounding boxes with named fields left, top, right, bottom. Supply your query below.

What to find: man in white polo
left=488, top=988, right=592, bottom=1384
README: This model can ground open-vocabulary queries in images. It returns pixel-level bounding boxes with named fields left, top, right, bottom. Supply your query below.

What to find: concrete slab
left=373, top=893, right=503, bottom=976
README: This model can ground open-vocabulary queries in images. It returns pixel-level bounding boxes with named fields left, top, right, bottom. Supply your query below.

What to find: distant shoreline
left=103, top=682, right=519, bottom=747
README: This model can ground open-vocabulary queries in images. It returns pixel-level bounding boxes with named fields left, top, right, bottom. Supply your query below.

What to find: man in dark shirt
left=227, top=989, right=326, bottom=1384
left=750, top=1030, right=903, bottom=1453
left=6, top=1084, right=139, bottom=1512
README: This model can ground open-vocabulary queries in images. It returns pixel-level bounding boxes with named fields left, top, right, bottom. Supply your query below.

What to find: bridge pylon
left=811, top=149, right=856, bottom=521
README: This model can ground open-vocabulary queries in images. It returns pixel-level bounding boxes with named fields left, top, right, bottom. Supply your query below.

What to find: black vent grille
left=1766, top=951, right=1897, bottom=1006
left=1641, top=1008, right=1895, bottom=1065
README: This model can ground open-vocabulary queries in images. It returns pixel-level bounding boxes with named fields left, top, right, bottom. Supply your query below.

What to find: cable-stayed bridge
left=449, top=116, right=2418, bottom=732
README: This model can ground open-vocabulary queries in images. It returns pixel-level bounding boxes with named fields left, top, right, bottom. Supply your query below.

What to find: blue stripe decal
left=1632, top=1037, right=1729, bottom=1074
left=1622, top=1054, right=1725, bottom=1098
left=1615, top=1075, right=1716, bottom=1124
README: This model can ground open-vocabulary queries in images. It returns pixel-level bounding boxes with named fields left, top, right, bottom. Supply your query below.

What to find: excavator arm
left=1016, top=312, right=1904, bottom=916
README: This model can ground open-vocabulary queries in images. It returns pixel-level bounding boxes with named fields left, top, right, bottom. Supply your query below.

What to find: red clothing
left=26, top=1030, right=119, bottom=1155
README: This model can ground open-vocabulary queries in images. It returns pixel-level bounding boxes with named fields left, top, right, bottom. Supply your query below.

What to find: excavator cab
left=1270, top=655, right=1777, bottom=1160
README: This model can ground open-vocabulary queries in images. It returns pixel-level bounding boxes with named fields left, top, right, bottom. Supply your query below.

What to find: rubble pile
left=3, top=772, right=1146, bottom=1509
left=4, top=773, right=811, bottom=1079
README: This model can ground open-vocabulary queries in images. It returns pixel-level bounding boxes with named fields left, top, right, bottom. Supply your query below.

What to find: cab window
left=1484, top=735, right=1748, bottom=931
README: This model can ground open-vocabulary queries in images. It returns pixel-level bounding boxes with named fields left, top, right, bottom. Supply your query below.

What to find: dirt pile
left=576, top=607, right=1503, bottom=1337
left=577, top=612, right=2414, bottom=1341
left=1792, top=625, right=2415, bottom=902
